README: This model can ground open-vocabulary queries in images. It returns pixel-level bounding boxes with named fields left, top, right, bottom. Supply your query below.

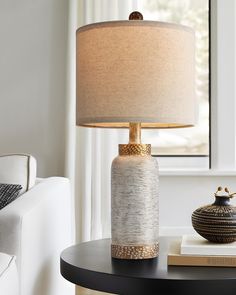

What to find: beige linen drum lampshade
left=76, top=21, right=196, bottom=128
left=76, top=15, right=196, bottom=260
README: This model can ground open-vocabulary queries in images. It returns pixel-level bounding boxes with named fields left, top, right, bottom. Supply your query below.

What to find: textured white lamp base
left=111, top=144, right=159, bottom=259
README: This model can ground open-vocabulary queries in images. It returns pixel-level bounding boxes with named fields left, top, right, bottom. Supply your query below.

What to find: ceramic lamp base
left=111, top=143, right=159, bottom=260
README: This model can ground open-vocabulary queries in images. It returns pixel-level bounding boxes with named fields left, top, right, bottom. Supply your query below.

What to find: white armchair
left=0, top=155, right=74, bottom=295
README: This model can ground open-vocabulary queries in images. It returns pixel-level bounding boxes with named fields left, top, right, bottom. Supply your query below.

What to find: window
left=137, top=0, right=210, bottom=169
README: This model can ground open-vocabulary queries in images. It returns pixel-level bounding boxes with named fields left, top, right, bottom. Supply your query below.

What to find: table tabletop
left=60, top=237, right=236, bottom=295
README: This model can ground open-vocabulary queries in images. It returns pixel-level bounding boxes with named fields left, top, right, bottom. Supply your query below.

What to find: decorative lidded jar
left=192, top=187, right=236, bottom=243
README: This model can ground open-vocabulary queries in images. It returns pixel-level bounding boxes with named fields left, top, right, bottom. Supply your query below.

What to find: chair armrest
left=0, top=177, right=74, bottom=295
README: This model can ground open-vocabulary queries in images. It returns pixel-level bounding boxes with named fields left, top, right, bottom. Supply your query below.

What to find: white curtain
left=71, top=0, right=138, bottom=243
left=64, top=0, right=77, bottom=242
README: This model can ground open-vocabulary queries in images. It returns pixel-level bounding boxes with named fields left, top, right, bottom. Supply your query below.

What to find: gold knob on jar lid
left=215, top=186, right=236, bottom=198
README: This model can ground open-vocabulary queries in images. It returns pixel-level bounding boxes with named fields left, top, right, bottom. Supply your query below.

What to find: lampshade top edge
left=76, top=20, right=194, bottom=35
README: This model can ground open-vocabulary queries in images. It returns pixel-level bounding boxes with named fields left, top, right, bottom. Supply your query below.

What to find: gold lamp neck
left=119, top=122, right=150, bottom=156
left=129, top=123, right=141, bottom=144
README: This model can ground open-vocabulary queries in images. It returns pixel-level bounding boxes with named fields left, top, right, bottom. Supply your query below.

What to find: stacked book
left=168, top=235, right=236, bottom=267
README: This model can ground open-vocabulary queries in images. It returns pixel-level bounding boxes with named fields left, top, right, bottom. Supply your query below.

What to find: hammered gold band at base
left=119, top=144, right=151, bottom=156
left=111, top=243, right=159, bottom=259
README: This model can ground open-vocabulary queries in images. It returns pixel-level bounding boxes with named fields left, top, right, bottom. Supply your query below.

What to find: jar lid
left=214, top=186, right=236, bottom=198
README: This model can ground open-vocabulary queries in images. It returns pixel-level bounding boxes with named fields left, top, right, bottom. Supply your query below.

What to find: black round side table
left=60, top=237, right=236, bottom=295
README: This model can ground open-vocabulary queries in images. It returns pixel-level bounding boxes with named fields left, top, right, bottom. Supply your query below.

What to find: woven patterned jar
left=192, top=187, right=236, bottom=243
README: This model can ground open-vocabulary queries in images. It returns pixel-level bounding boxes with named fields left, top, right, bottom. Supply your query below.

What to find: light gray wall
left=0, top=0, right=68, bottom=177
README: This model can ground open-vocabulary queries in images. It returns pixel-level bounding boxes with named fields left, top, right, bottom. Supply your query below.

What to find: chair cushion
left=0, top=253, right=18, bottom=295
left=0, top=183, right=22, bottom=210
left=0, top=154, right=36, bottom=194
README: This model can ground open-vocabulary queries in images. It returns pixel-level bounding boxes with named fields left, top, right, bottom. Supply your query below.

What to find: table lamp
left=76, top=12, right=196, bottom=260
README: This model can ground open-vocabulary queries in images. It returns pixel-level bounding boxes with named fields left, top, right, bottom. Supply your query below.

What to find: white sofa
left=0, top=253, right=18, bottom=295
left=0, top=154, right=75, bottom=295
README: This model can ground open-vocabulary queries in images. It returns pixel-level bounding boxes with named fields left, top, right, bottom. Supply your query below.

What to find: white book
left=181, top=235, right=236, bottom=256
